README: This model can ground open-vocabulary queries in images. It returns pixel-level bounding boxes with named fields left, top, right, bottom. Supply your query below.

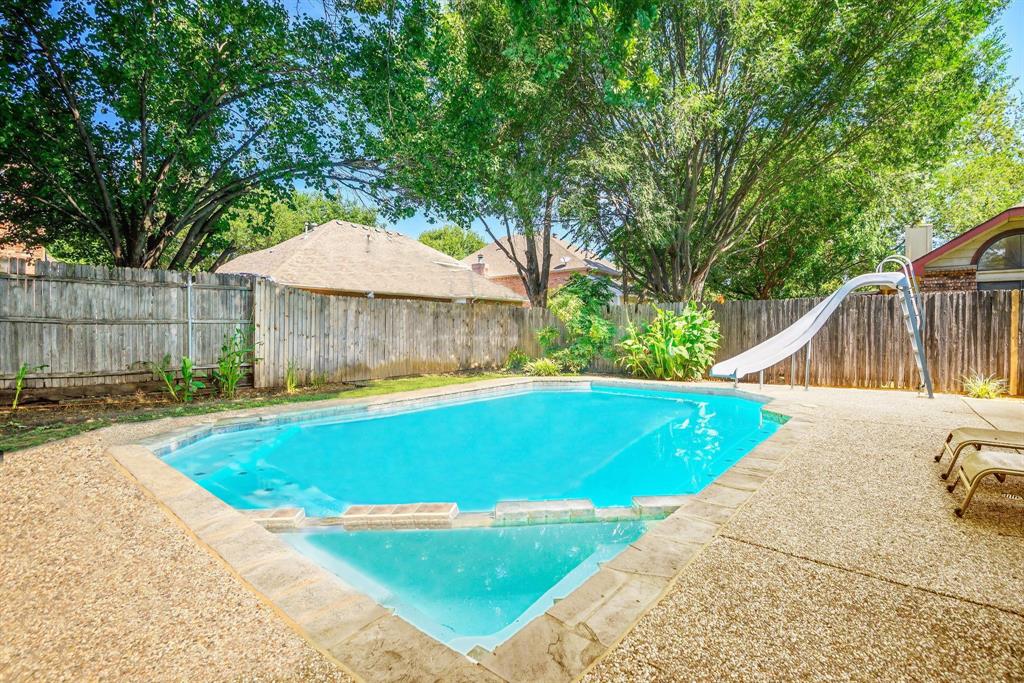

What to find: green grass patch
left=0, top=373, right=510, bottom=453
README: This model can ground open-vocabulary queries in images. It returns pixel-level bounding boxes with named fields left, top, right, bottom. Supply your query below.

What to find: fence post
left=1011, top=288, right=1020, bottom=396
left=185, top=273, right=194, bottom=359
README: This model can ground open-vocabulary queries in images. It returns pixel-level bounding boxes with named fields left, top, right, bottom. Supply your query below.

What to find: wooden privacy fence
left=0, top=259, right=254, bottom=391
left=590, top=290, right=1022, bottom=395
left=252, top=280, right=557, bottom=387
left=1, top=257, right=1020, bottom=396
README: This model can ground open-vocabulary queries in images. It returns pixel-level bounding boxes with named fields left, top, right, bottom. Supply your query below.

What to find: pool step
left=335, top=502, right=460, bottom=529
left=239, top=507, right=306, bottom=530
left=494, top=499, right=595, bottom=525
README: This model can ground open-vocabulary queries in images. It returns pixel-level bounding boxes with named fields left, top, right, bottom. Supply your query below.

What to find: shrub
left=961, top=373, right=1008, bottom=399
left=537, top=273, right=616, bottom=374
left=524, top=358, right=561, bottom=376
left=616, top=303, right=720, bottom=381
left=212, top=328, right=256, bottom=399
left=11, top=363, right=47, bottom=410
left=504, top=348, right=531, bottom=372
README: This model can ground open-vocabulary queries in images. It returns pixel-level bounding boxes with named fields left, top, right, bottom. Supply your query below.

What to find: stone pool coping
left=108, top=376, right=803, bottom=682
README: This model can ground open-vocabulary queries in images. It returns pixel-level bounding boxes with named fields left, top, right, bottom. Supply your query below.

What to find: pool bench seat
left=936, top=428, right=1024, bottom=481
left=947, top=449, right=1024, bottom=517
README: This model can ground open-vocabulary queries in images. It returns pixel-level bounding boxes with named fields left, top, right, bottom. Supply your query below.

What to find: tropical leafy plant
left=176, top=357, right=205, bottom=402
left=616, top=304, right=720, bottom=381
left=961, top=373, right=1008, bottom=399
left=523, top=358, right=561, bottom=377
left=212, top=328, right=256, bottom=399
left=10, top=363, right=48, bottom=410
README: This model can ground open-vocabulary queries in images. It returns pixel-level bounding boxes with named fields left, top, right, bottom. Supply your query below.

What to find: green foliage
left=523, top=358, right=561, bottom=377
left=913, top=89, right=1024, bottom=241
left=536, top=326, right=562, bottom=355
left=418, top=225, right=486, bottom=260
left=503, top=348, right=532, bottom=372
left=310, top=373, right=329, bottom=391
left=176, top=357, right=204, bottom=402
left=11, top=363, right=47, bottom=410
left=145, top=355, right=179, bottom=402
left=539, top=274, right=616, bottom=374
left=961, top=373, right=1009, bottom=399
left=144, top=354, right=203, bottom=402
left=562, top=0, right=1004, bottom=300
left=0, top=0, right=368, bottom=269
left=616, top=304, right=721, bottom=381
left=285, top=363, right=300, bottom=394
left=212, top=328, right=256, bottom=399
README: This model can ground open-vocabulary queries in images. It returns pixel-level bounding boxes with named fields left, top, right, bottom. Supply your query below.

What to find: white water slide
left=710, top=256, right=934, bottom=398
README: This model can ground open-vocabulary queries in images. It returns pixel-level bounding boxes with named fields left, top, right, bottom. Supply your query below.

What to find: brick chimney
left=904, top=223, right=933, bottom=262
left=471, top=254, right=486, bottom=276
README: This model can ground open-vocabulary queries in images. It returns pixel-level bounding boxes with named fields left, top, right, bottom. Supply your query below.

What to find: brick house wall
left=918, top=268, right=976, bottom=292
left=489, top=270, right=578, bottom=303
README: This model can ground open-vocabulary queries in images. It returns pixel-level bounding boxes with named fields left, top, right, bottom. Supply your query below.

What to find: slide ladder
left=710, top=256, right=934, bottom=398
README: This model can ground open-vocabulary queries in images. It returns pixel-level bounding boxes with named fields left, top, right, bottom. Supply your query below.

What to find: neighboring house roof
left=912, top=205, right=1024, bottom=275
left=218, top=221, right=526, bottom=303
left=462, top=235, right=620, bottom=279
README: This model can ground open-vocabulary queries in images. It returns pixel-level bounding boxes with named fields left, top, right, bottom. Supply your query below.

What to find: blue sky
left=378, top=1, right=1024, bottom=238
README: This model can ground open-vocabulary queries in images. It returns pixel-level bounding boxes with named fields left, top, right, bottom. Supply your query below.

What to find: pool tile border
left=108, top=376, right=803, bottom=683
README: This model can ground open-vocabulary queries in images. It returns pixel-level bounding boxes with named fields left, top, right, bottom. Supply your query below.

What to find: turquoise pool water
left=282, top=521, right=649, bottom=653
left=163, top=385, right=779, bottom=516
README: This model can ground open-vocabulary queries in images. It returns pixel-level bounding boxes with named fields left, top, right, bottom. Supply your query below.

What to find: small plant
left=11, top=363, right=47, bottom=410
left=212, top=328, right=256, bottom=399
left=524, top=358, right=561, bottom=376
left=310, top=372, right=329, bottom=390
left=143, top=355, right=204, bottom=402
left=504, top=348, right=531, bottom=372
left=177, top=357, right=205, bottom=402
left=285, top=362, right=300, bottom=394
left=616, top=303, right=721, bottom=381
left=145, top=355, right=179, bottom=401
left=961, top=373, right=1008, bottom=399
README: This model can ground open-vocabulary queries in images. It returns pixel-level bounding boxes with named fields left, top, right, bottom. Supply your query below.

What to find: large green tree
left=564, top=0, right=1006, bottom=301
left=0, top=0, right=375, bottom=269
left=913, top=88, right=1024, bottom=240
left=348, top=0, right=653, bottom=307
left=418, top=224, right=485, bottom=259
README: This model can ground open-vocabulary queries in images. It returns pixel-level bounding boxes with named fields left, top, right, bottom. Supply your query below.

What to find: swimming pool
left=282, top=521, right=650, bottom=653
left=163, top=384, right=780, bottom=516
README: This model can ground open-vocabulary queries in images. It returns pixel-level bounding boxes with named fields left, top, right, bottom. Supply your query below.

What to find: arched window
left=976, top=232, right=1024, bottom=271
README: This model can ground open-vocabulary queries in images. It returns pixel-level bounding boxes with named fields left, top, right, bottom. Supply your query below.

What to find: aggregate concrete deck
left=1, top=379, right=1021, bottom=682
left=584, top=385, right=1024, bottom=682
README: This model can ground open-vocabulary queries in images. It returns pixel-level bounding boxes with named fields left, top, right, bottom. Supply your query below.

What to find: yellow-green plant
left=11, top=363, right=47, bottom=409
left=285, top=363, right=300, bottom=394
left=961, top=373, right=1008, bottom=399
left=310, top=372, right=329, bottom=390
left=524, top=358, right=561, bottom=376
left=616, top=303, right=720, bottom=380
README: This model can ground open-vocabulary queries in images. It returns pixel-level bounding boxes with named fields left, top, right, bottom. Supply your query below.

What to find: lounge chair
left=947, top=449, right=1024, bottom=517
left=935, top=428, right=1024, bottom=481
